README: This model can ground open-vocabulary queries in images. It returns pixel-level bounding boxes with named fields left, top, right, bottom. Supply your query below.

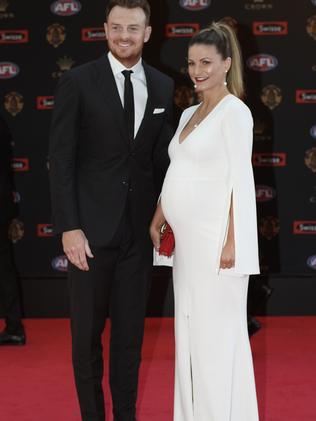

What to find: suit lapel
left=95, top=54, right=129, bottom=145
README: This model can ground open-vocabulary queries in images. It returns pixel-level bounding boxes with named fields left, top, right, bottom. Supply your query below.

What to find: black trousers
left=0, top=223, right=23, bottom=333
left=68, top=210, right=152, bottom=421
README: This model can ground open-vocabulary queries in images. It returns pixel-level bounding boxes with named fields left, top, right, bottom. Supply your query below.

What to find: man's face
left=104, top=6, right=152, bottom=68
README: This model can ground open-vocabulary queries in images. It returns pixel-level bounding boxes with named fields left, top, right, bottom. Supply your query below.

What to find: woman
left=150, top=22, right=260, bottom=421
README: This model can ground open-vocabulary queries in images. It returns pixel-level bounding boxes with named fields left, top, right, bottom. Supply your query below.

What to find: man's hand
left=62, top=229, right=94, bottom=271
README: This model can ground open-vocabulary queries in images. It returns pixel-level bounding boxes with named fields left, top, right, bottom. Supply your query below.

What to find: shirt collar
left=108, top=51, right=145, bottom=81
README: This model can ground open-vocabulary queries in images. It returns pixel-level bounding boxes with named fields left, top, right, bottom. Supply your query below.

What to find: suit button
left=129, top=188, right=133, bottom=192
left=122, top=181, right=128, bottom=186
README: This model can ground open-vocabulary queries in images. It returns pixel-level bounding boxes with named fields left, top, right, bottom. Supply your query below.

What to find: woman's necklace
left=192, top=91, right=229, bottom=129
left=192, top=107, right=211, bottom=128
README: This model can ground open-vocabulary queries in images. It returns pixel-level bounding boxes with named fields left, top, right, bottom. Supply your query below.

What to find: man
left=0, top=115, right=26, bottom=346
left=49, top=1, right=174, bottom=420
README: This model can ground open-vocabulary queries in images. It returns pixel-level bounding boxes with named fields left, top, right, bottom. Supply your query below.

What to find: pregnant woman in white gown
left=150, top=22, right=260, bottom=421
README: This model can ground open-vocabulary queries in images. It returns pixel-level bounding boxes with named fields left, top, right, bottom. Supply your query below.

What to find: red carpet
left=0, top=317, right=315, bottom=421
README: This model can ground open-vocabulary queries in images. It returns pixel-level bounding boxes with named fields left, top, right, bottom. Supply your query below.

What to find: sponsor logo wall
left=0, top=0, right=315, bottom=276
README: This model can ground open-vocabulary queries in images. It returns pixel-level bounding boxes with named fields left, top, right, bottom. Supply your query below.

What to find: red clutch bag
left=159, top=222, right=175, bottom=257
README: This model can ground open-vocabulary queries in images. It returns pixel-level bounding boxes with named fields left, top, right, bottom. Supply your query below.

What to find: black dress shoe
left=0, top=330, right=26, bottom=346
left=248, top=317, right=261, bottom=337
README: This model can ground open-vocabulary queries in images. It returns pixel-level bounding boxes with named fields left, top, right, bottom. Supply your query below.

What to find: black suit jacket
left=0, top=116, right=17, bottom=226
left=49, top=54, right=174, bottom=249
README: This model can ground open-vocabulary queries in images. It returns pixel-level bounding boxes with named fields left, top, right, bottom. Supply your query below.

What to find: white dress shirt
left=108, top=52, right=148, bottom=138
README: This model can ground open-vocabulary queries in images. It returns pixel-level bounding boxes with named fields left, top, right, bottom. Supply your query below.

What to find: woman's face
left=187, top=43, right=231, bottom=93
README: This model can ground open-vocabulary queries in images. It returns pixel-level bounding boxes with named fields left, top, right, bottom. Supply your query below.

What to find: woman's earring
left=224, top=70, right=228, bottom=86
left=194, top=84, right=197, bottom=89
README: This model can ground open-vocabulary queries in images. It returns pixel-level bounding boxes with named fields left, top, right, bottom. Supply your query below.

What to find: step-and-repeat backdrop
left=1, top=0, right=315, bottom=277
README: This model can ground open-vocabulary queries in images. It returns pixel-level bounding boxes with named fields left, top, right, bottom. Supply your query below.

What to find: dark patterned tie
left=122, top=70, right=135, bottom=141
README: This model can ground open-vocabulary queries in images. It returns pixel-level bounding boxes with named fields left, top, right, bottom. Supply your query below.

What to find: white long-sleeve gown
left=161, top=94, right=260, bottom=421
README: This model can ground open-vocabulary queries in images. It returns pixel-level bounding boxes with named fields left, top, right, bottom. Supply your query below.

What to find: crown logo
left=57, top=55, right=75, bottom=71
left=254, top=119, right=266, bottom=135
left=52, top=55, right=75, bottom=79
left=0, top=0, right=9, bottom=12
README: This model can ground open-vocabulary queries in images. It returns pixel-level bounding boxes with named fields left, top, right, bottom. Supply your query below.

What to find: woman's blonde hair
left=188, top=21, right=244, bottom=98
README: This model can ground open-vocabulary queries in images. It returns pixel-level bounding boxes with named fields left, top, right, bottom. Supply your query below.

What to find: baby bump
left=161, top=177, right=229, bottom=230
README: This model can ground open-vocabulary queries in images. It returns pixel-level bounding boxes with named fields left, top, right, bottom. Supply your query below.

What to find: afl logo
left=310, top=125, right=316, bottom=139
left=52, top=255, right=68, bottom=272
left=0, top=62, right=19, bottom=79
left=256, top=185, right=276, bottom=202
left=247, top=54, right=278, bottom=71
left=179, top=0, right=211, bottom=11
left=51, top=0, right=81, bottom=16
left=307, top=255, right=316, bottom=270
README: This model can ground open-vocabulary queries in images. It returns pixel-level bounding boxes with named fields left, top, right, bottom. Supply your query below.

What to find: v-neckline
left=178, top=94, right=232, bottom=145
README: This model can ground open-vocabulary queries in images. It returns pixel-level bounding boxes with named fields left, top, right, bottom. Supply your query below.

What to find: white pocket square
left=153, top=108, right=165, bottom=114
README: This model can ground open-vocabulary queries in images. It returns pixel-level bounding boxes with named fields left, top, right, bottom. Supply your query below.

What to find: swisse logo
left=82, top=27, right=105, bottom=42
left=256, top=185, right=276, bottom=202
left=37, top=96, right=54, bottom=110
left=0, top=30, right=29, bottom=44
left=293, top=221, right=316, bottom=234
left=165, top=23, right=200, bottom=38
left=51, top=0, right=81, bottom=16
left=52, top=255, right=68, bottom=272
left=12, top=158, right=29, bottom=172
left=253, top=21, right=288, bottom=35
left=252, top=153, right=286, bottom=167
left=179, top=0, right=211, bottom=11
left=247, top=54, right=278, bottom=71
left=296, top=90, right=316, bottom=104
left=37, top=224, right=53, bottom=237
left=310, top=125, right=316, bottom=139
left=0, top=62, right=19, bottom=79
left=307, top=255, right=316, bottom=270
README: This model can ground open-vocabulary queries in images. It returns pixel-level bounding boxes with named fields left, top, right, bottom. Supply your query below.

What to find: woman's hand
left=220, top=193, right=235, bottom=269
left=150, top=223, right=161, bottom=251
left=150, top=202, right=165, bottom=251
left=220, top=240, right=235, bottom=269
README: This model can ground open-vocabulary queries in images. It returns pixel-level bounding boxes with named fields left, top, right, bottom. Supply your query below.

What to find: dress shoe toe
left=0, top=331, right=26, bottom=346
